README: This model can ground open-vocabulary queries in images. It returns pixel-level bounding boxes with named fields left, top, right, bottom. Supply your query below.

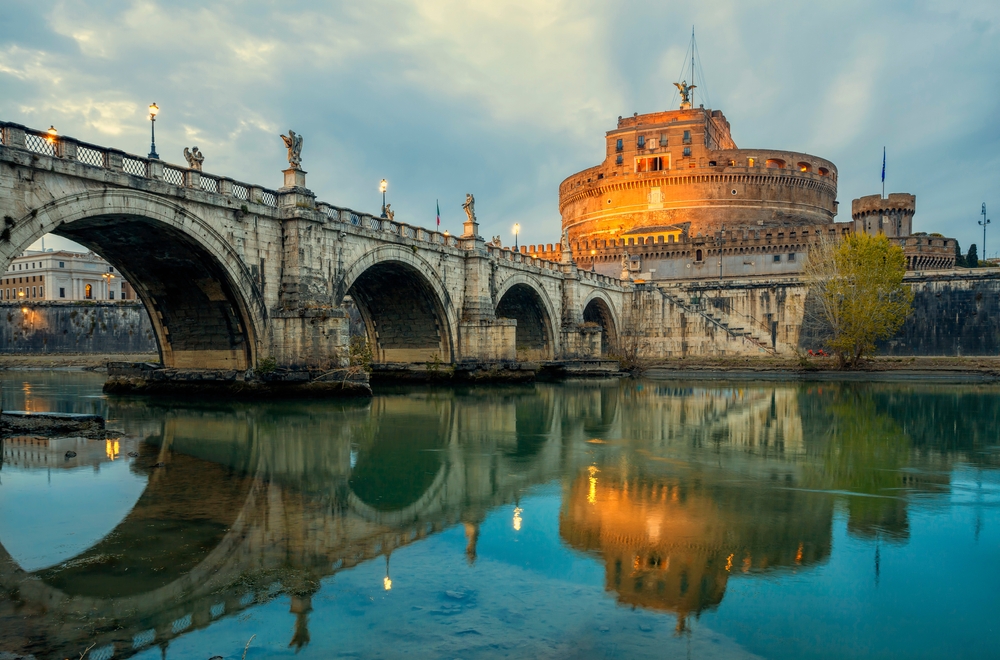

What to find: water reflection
left=0, top=375, right=998, bottom=658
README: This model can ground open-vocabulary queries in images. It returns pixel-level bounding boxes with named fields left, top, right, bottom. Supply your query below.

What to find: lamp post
left=590, top=249, right=596, bottom=272
left=380, top=179, right=388, bottom=218
left=980, top=203, right=991, bottom=262
left=513, top=223, right=520, bottom=251
left=147, top=103, right=159, bottom=160
left=102, top=272, right=115, bottom=300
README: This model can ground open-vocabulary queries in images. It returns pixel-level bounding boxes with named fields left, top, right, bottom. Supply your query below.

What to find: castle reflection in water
left=0, top=375, right=995, bottom=657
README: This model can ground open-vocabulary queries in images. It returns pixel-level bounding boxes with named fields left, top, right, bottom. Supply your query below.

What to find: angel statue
left=674, top=80, right=697, bottom=106
left=280, top=130, right=303, bottom=169
left=384, top=204, right=395, bottom=221
left=183, top=146, right=204, bottom=172
left=462, top=193, right=476, bottom=223
left=620, top=251, right=631, bottom=281
left=561, top=229, right=570, bottom=251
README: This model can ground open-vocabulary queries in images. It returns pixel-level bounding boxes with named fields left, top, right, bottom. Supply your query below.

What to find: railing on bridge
left=0, top=121, right=280, bottom=208
left=1, top=121, right=606, bottom=278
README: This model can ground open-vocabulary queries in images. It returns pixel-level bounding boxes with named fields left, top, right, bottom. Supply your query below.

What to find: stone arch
left=338, top=246, right=456, bottom=363
left=0, top=189, right=264, bottom=370
left=494, top=275, right=558, bottom=360
left=583, top=292, right=619, bottom=356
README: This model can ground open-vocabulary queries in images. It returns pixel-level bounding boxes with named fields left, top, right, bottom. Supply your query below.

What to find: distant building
left=1, top=249, right=138, bottom=302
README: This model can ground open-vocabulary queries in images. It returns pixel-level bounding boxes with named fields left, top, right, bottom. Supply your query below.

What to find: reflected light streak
left=105, top=439, right=120, bottom=461
left=383, top=576, right=392, bottom=591
left=588, top=465, right=599, bottom=504
left=513, top=506, right=523, bottom=531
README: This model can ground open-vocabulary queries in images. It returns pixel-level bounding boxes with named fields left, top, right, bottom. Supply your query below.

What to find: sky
left=2, top=1, right=999, bottom=255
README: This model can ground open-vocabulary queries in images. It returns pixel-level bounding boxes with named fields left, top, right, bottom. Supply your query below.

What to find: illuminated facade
left=1, top=249, right=137, bottom=302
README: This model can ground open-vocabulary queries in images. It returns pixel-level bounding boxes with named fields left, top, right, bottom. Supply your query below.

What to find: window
left=683, top=130, right=691, bottom=144
left=695, top=249, right=703, bottom=262
left=59, top=287, right=65, bottom=298
left=615, top=138, right=623, bottom=152
left=683, top=147, right=692, bottom=157
left=659, top=135, right=668, bottom=147
left=788, top=253, right=796, bottom=262
left=85, top=284, right=92, bottom=299
left=773, top=254, right=781, bottom=263
left=637, top=135, right=646, bottom=148
left=616, top=154, right=623, bottom=165
left=748, top=157, right=755, bottom=167
left=765, top=158, right=786, bottom=169
left=635, top=156, right=664, bottom=172
left=32, top=286, right=36, bottom=297
left=58, top=261, right=64, bottom=268
left=39, top=287, right=43, bottom=298
left=109, top=290, right=115, bottom=300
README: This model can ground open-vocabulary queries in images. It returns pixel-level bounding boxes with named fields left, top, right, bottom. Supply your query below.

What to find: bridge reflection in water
left=0, top=376, right=996, bottom=658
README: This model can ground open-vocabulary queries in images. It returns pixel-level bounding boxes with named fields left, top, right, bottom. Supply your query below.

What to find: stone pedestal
left=278, top=168, right=315, bottom=209
left=462, top=216, right=479, bottom=239
left=459, top=319, right=517, bottom=362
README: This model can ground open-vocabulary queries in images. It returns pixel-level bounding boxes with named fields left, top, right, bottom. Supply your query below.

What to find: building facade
left=1, top=249, right=137, bottom=302
left=557, top=101, right=954, bottom=279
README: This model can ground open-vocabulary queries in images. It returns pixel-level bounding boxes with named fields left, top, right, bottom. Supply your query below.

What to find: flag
left=436, top=199, right=440, bottom=228
left=881, top=147, right=886, bottom=183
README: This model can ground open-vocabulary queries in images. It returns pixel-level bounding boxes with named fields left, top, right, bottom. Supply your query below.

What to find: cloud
left=2, top=0, right=999, bottom=253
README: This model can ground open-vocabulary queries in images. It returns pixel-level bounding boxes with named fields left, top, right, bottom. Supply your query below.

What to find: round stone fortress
left=559, top=107, right=839, bottom=253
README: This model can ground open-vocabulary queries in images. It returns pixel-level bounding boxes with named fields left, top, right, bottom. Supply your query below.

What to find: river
left=1, top=372, right=998, bottom=659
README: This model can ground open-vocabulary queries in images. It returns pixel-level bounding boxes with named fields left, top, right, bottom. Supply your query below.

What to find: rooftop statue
left=674, top=80, right=697, bottom=106
left=280, top=130, right=303, bottom=169
left=183, top=146, right=204, bottom=171
left=384, top=203, right=394, bottom=221
left=462, top=194, right=476, bottom=224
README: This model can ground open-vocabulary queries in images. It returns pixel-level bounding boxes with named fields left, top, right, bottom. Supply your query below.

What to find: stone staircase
left=662, top=291, right=777, bottom=355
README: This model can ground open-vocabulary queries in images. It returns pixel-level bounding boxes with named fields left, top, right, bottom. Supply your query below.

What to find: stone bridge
left=0, top=122, right=628, bottom=377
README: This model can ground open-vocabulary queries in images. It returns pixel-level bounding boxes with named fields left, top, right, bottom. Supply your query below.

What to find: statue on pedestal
left=620, top=251, right=631, bottom=281
left=183, top=146, right=204, bottom=171
left=280, top=130, right=303, bottom=169
left=462, top=194, right=476, bottom=224
left=384, top=204, right=394, bottom=221
left=674, top=80, right=697, bottom=107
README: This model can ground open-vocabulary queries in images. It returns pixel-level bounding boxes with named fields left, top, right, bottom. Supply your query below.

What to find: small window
left=58, top=261, right=65, bottom=268
left=683, top=147, right=692, bottom=157
left=109, top=290, right=115, bottom=300
left=59, top=287, right=65, bottom=298
left=773, top=254, right=781, bottom=263
left=695, top=249, right=703, bottom=262
left=616, top=154, right=623, bottom=165
left=637, top=136, right=646, bottom=148
left=616, top=138, right=623, bottom=152
left=109, top=266, right=114, bottom=273
left=683, top=130, right=691, bottom=144
left=818, top=167, right=830, bottom=176
left=748, top=157, right=755, bottom=167
left=788, top=253, right=796, bottom=262
left=766, top=158, right=786, bottom=169
left=39, top=287, right=43, bottom=298
left=32, top=286, right=36, bottom=297
left=659, top=135, right=668, bottom=147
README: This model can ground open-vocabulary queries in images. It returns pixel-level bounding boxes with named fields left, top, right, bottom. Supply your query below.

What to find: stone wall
left=0, top=302, right=157, bottom=354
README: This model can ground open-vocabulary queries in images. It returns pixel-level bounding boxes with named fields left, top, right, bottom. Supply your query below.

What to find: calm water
left=1, top=373, right=999, bottom=659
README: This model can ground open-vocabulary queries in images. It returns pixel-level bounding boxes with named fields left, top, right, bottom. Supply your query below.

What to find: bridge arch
left=583, top=292, right=620, bottom=356
left=0, top=189, right=264, bottom=370
left=338, top=246, right=457, bottom=363
left=494, top=275, right=558, bottom=360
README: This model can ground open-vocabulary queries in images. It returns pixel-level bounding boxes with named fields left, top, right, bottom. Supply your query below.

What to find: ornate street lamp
left=980, top=203, right=991, bottom=261
left=513, top=223, right=520, bottom=251
left=147, top=103, right=159, bottom=160
left=591, top=249, right=596, bottom=272
left=380, top=179, right=388, bottom=218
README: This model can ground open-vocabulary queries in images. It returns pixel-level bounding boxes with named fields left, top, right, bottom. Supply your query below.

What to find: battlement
left=852, top=193, right=916, bottom=218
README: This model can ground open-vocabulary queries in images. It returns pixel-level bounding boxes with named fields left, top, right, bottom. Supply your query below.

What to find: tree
left=804, top=232, right=914, bottom=368
left=967, top=243, right=979, bottom=268
left=954, top=241, right=966, bottom=268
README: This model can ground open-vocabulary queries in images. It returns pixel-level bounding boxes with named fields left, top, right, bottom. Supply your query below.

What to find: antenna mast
left=690, top=26, right=696, bottom=107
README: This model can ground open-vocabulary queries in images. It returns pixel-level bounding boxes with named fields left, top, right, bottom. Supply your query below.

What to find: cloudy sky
left=3, top=1, right=999, bottom=255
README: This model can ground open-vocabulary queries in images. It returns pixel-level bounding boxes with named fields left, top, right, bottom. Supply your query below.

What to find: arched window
left=85, top=284, right=92, bottom=299
left=766, top=158, right=786, bottom=169
left=695, top=249, right=703, bottom=262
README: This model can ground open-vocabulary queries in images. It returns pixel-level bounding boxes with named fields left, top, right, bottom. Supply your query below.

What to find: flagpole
left=882, top=147, right=886, bottom=199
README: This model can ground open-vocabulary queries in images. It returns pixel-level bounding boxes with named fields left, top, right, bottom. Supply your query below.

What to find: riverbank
left=644, top=355, right=1000, bottom=383
left=0, top=353, right=158, bottom=370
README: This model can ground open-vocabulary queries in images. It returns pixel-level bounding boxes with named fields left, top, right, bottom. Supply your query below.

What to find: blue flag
left=881, top=147, right=886, bottom=183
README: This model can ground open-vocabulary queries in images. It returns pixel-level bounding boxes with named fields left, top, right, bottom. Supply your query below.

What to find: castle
left=534, top=98, right=957, bottom=279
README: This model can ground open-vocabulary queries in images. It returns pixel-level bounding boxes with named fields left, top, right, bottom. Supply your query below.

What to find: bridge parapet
left=0, top=121, right=281, bottom=208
